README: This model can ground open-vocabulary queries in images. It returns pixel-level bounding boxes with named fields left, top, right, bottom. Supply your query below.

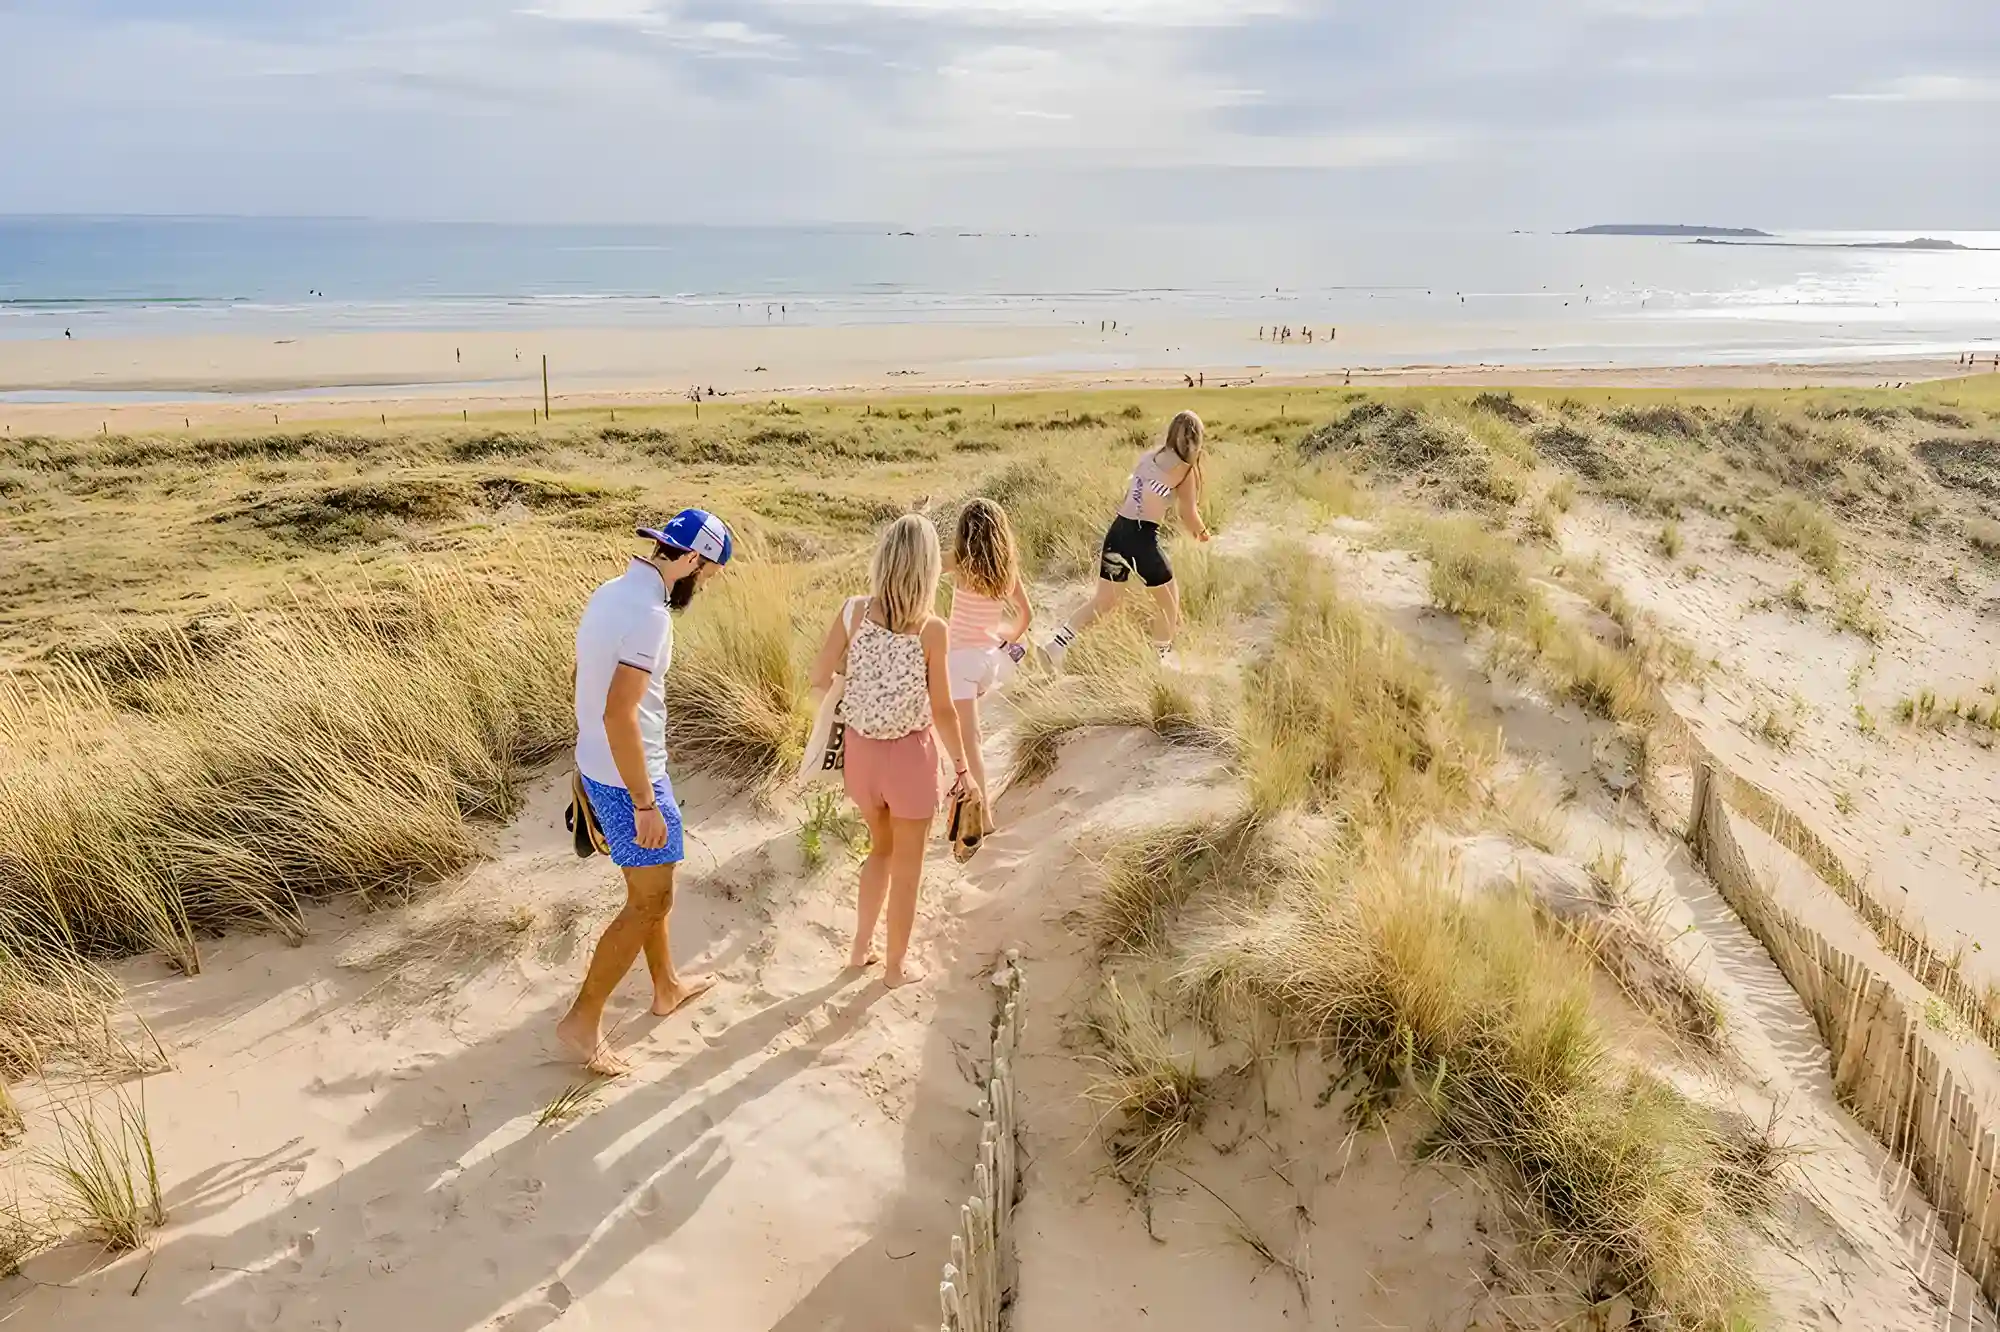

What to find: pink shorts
left=844, top=728, right=942, bottom=822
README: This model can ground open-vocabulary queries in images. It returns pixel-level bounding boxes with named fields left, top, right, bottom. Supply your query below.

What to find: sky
left=0, top=0, right=1994, bottom=227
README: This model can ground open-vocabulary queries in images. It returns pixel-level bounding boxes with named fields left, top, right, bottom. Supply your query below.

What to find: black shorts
left=1098, top=516, right=1173, bottom=587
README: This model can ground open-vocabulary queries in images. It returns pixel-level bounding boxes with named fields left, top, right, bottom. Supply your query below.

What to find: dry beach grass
left=5, top=374, right=2000, bottom=1323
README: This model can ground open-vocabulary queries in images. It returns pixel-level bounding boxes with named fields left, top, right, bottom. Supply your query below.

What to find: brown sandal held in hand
left=947, top=791, right=987, bottom=863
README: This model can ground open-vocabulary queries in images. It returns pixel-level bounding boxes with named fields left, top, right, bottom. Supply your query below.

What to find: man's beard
left=669, top=571, right=702, bottom=612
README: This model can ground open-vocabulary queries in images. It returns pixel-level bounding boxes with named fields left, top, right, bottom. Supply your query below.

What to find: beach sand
left=9, top=535, right=1995, bottom=1331
left=2, top=321, right=1986, bottom=437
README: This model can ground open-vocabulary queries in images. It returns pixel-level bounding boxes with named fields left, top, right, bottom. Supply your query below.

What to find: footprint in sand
left=241, top=1292, right=286, bottom=1329
left=366, top=1233, right=412, bottom=1277
left=277, top=1229, right=319, bottom=1276
left=361, top=1193, right=403, bottom=1240
left=389, top=1051, right=444, bottom=1081
left=421, top=1100, right=473, bottom=1133
left=495, top=1176, right=545, bottom=1229
left=430, top=1184, right=467, bottom=1229
left=545, top=1281, right=573, bottom=1312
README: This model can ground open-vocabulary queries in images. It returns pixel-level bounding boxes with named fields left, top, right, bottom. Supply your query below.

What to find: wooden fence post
left=1688, top=761, right=1714, bottom=856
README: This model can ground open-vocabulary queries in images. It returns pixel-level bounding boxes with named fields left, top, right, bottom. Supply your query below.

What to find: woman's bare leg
left=883, top=814, right=935, bottom=988
left=848, top=802, right=894, bottom=968
left=1146, top=580, right=1183, bottom=653
left=952, top=695, right=988, bottom=805
left=1048, top=579, right=1124, bottom=661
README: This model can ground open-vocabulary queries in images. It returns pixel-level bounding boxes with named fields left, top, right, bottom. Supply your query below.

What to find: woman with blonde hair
left=1044, top=409, right=1210, bottom=665
left=809, top=513, right=976, bottom=987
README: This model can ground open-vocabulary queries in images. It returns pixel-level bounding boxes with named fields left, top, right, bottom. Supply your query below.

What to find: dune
left=9, top=382, right=2000, bottom=1329
left=8, top=554, right=1993, bottom=1331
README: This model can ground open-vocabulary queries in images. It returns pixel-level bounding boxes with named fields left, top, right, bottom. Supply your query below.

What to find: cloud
left=1832, top=74, right=2000, bottom=103
left=787, top=0, right=1298, bottom=26
left=518, top=1, right=789, bottom=56
left=522, top=0, right=668, bottom=22
left=0, top=0, right=1993, bottom=225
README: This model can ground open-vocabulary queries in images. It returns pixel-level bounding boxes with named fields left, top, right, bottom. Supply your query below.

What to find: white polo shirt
left=574, top=558, right=675, bottom=789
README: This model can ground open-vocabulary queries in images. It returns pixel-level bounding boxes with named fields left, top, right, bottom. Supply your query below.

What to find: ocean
left=3, top=217, right=1997, bottom=368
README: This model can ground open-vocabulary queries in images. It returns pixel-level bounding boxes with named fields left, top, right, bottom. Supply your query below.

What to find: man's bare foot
left=651, top=974, right=717, bottom=1018
left=883, top=963, right=926, bottom=990
left=556, top=1012, right=631, bottom=1076
left=845, top=948, right=881, bottom=971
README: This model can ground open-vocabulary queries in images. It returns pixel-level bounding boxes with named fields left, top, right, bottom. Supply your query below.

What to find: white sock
left=1047, top=625, right=1078, bottom=660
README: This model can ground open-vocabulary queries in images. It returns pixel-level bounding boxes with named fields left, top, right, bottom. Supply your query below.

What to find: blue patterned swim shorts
left=580, top=775, right=685, bottom=867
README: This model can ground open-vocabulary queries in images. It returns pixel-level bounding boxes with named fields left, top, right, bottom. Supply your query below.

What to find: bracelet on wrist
left=632, top=803, right=657, bottom=812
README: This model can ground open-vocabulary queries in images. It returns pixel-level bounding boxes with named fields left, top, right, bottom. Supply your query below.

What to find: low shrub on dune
left=1007, top=615, right=1233, bottom=788
left=1152, top=833, right=1760, bottom=1328
left=1239, top=563, right=1492, bottom=823
left=667, top=562, right=813, bottom=787
left=0, top=541, right=594, bottom=973
left=0, top=539, right=823, bottom=989
left=1413, top=517, right=1654, bottom=726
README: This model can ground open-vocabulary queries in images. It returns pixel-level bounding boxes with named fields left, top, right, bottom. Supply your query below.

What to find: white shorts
left=948, top=646, right=1017, bottom=703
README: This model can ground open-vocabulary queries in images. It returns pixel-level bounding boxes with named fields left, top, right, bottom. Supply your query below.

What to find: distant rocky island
left=1693, top=236, right=1973, bottom=251
left=1569, top=224, right=1772, bottom=238
left=1572, top=224, right=1978, bottom=252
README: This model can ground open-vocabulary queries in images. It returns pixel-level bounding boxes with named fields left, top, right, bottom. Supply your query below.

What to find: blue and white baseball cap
left=638, top=508, right=734, bottom=565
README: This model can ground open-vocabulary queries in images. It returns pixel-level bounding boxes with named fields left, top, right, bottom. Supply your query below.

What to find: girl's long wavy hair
left=1162, top=409, right=1205, bottom=465
left=1161, top=409, right=1206, bottom=496
left=870, top=513, right=943, bottom=635
left=952, top=498, right=1020, bottom=600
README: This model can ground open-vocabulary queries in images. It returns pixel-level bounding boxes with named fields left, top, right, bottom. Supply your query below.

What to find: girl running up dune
left=1043, top=409, right=1210, bottom=666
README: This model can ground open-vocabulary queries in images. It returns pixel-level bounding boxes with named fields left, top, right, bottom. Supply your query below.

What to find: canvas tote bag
left=798, top=596, right=867, bottom=786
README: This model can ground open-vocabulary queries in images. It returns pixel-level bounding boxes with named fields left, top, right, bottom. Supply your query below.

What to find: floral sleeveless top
left=843, top=599, right=933, bottom=740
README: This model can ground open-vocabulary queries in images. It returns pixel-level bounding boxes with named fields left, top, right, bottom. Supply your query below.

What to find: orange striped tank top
left=948, top=585, right=1009, bottom=651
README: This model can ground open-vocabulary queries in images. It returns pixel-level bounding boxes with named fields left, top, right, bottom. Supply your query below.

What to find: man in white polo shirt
left=556, top=507, right=734, bottom=1075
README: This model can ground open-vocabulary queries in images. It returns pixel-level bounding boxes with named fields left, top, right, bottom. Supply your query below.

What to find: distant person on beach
left=1044, top=410, right=1210, bottom=667
left=809, top=515, right=977, bottom=988
left=945, top=499, right=1031, bottom=841
left=557, top=509, right=735, bottom=1074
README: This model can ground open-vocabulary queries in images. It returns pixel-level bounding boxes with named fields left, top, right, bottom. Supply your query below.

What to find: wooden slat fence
left=940, top=950, right=1022, bottom=1332
left=1689, top=760, right=2000, bottom=1310
left=1651, top=682, right=2000, bottom=1053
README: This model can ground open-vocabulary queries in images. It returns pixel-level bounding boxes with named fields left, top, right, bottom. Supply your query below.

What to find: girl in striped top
left=947, top=499, right=1032, bottom=814
left=1044, top=409, right=1210, bottom=666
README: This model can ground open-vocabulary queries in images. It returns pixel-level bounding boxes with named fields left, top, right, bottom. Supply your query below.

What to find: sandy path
left=3, top=766, right=1000, bottom=1331
left=10, top=513, right=2000, bottom=1330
